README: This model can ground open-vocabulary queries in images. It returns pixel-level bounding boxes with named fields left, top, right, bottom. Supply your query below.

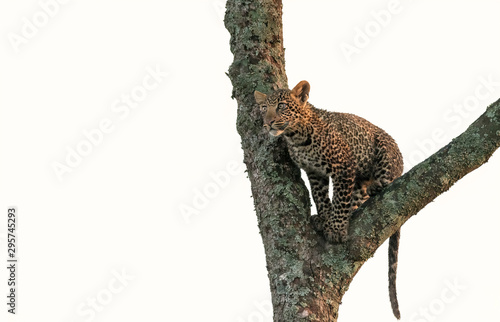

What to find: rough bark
left=224, top=1, right=500, bottom=321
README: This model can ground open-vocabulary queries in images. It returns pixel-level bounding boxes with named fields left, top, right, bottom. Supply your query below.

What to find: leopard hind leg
left=350, top=179, right=370, bottom=212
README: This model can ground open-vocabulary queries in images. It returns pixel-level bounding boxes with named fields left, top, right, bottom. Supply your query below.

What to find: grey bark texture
left=224, top=1, right=500, bottom=321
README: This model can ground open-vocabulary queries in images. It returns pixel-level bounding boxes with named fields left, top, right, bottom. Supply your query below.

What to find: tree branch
left=348, top=98, right=500, bottom=260
left=224, top=0, right=500, bottom=320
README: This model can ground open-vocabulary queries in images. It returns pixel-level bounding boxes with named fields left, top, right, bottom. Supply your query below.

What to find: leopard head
left=254, top=80, right=311, bottom=137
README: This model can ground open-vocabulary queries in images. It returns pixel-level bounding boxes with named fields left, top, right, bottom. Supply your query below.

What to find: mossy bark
left=224, top=1, right=500, bottom=321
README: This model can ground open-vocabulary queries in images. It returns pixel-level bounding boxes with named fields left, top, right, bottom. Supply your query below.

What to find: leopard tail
left=389, top=228, right=401, bottom=319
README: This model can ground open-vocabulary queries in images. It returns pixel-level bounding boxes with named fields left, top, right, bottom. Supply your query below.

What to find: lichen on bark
left=224, top=1, right=500, bottom=321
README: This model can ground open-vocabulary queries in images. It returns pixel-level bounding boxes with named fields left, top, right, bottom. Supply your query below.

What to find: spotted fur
left=255, top=80, right=404, bottom=319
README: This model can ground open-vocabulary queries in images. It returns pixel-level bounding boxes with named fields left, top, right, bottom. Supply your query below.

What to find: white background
left=1, top=1, right=499, bottom=321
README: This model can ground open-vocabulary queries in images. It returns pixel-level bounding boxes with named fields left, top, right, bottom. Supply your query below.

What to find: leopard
left=254, top=80, right=404, bottom=319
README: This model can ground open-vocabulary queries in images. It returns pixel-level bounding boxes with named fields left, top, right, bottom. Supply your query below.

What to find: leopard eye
left=260, top=105, right=267, bottom=112
left=277, top=103, right=286, bottom=111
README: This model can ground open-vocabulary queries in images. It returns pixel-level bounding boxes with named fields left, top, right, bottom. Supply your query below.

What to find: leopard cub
left=254, top=81, right=405, bottom=319
left=255, top=80, right=403, bottom=242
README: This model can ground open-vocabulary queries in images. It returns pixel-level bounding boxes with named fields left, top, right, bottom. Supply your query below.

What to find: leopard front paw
left=310, top=215, right=324, bottom=232
left=324, top=228, right=348, bottom=243
left=323, top=219, right=349, bottom=243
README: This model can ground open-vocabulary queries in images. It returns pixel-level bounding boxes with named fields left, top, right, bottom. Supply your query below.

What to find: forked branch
left=224, top=0, right=500, bottom=320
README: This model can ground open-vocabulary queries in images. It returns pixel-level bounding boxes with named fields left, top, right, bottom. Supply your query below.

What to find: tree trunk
left=224, top=1, right=500, bottom=321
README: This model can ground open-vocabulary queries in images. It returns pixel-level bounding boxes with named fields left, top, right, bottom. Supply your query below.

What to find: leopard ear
left=254, top=91, right=267, bottom=105
left=291, top=80, right=310, bottom=104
